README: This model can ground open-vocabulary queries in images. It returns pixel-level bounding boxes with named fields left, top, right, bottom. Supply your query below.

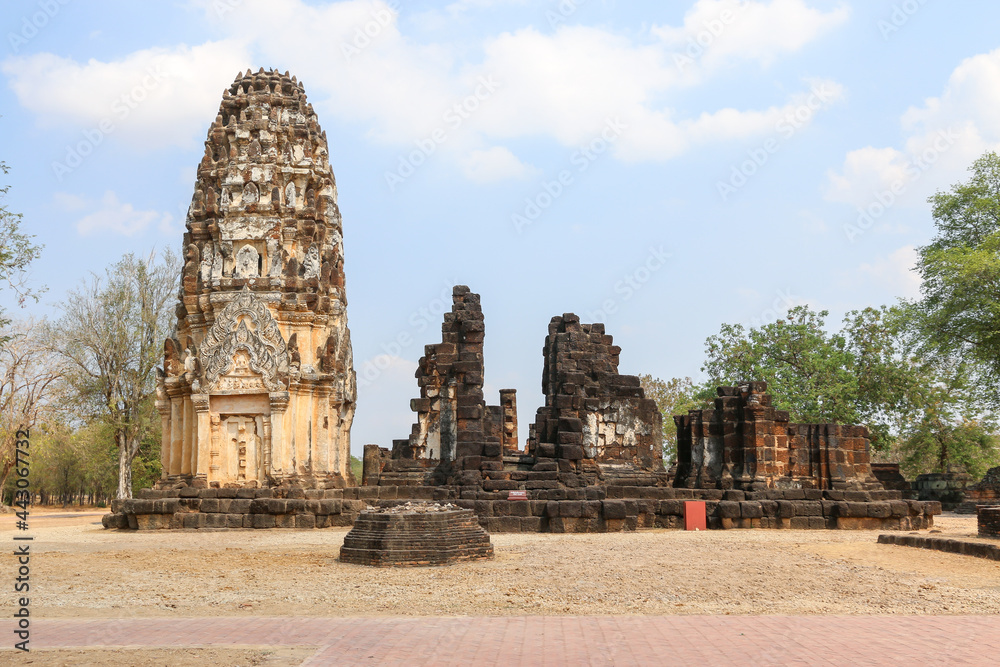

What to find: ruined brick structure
left=871, top=463, right=914, bottom=497
left=155, top=68, right=355, bottom=489
left=394, top=286, right=498, bottom=465
left=526, top=314, right=665, bottom=486
left=362, top=287, right=508, bottom=487
left=362, top=297, right=666, bottom=493
left=957, top=466, right=1000, bottom=513
left=340, top=503, right=494, bottom=567
left=979, top=506, right=1000, bottom=538
left=105, top=68, right=943, bottom=534
left=674, top=382, right=881, bottom=492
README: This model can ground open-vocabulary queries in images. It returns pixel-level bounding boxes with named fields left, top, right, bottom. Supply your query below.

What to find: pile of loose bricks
left=339, top=503, right=493, bottom=566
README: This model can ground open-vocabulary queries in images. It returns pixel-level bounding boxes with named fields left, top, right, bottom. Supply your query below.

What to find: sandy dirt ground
left=1, top=509, right=998, bottom=621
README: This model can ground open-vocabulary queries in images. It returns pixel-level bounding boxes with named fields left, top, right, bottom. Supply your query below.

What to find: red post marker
left=684, top=500, right=707, bottom=531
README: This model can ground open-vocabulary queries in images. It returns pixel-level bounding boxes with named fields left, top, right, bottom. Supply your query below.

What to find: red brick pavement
left=2, top=615, right=997, bottom=666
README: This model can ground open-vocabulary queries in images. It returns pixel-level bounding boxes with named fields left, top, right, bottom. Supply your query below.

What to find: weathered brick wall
left=674, top=382, right=882, bottom=492
left=965, top=466, right=1000, bottom=505
left=105, top=484, right=940, bottom=533
left=871, top=463, right=913, bottom=495
left=499, top=388, right=519, bottom=454
left=526, top=314, right=663, bottom=476
left=978, top=507, right=1000, bottom=537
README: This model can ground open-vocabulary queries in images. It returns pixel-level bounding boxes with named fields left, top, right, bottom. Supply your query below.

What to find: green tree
left=916, top=151, right=1000, bottom=387
left=702, top=306, right=861, bottom=427
left=50, top=251, right=178, bottom=499
left=701, top=302, right=999, bottom=473
left=637, top=375, right=709, bottom=463
left=895, top=360, right=998, bottom=479
left=0, top=162, right=43, bottom=337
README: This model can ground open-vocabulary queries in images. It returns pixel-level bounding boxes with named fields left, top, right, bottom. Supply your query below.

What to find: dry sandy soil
left=1, top=508, right=998, bottom=621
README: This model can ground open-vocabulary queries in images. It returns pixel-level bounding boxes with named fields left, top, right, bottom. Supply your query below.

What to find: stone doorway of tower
left=214, top=414, right=267, bottom=485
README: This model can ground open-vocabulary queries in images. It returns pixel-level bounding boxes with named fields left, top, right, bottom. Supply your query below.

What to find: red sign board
left=684, top=501, right=707, bottom=531
left=508, top=490, right=528, bottom=501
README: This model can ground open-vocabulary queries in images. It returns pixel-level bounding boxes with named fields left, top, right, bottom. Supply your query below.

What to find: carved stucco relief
left=201, top=287, right=289, bottom=391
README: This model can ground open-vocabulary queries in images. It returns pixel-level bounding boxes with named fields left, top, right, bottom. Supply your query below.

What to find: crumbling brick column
left=527, top=314, right=664, bottom=483
left=397, top=287, right=502, bottom=475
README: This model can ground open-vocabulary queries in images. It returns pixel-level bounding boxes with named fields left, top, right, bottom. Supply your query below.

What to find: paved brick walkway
left=3, top=616, right=997, bottom=665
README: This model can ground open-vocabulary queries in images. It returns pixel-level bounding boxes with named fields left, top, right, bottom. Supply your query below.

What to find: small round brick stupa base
left=339, top=502, right=494, bottom=567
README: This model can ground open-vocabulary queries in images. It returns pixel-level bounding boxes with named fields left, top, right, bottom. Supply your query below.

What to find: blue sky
left=3, top=0, right=1000, bottom=455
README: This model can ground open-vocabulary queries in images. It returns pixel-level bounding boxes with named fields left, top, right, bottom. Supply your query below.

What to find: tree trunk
left=117, top=431, right=134, bottom=500
left=938, top=433, right=949, bottom=473
left=0, top=461, right=12, bottom=507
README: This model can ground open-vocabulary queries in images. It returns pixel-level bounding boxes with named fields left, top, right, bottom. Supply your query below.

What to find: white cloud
left=460, top=146, right=533, bottom=183
left=2, top=41, right=250, bottom=150
left=618, top=79, right=844, bottom=162
left=4, top=0, right=849, bottom=176
left=445, top=0, right=528, bottom=14
left=653, top=0, right=850, bottom=74
left=72, top=191, right=172, bottom=237
left=852, top=245, right=922, bottom=300
left=826, top=48, right=1000, bottom=209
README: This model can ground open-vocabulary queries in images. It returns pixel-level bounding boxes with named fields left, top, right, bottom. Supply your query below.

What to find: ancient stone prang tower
left=155, top=68, right=356, bottom=489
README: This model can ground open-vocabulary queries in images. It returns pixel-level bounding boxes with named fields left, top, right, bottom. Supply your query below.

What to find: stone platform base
left=339, top=504, right=494, bottom=567
left=103, top=484, right=941, bottom=532
left=878, top=533, right=1000, bottom=560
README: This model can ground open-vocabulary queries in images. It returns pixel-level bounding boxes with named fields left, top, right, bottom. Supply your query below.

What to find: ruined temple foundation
left=339, top=503, right=494, bottom=567
left=107, top=287, right=941, bottom=532
left=105, top=66, right=941, bottom=533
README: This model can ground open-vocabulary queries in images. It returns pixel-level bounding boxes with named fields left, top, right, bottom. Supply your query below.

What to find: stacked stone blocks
left=340, top=506, right=494, bottom=567
left=675, top=382, right=881, bottom=492
left=527, top=314, right=664, bottom=486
